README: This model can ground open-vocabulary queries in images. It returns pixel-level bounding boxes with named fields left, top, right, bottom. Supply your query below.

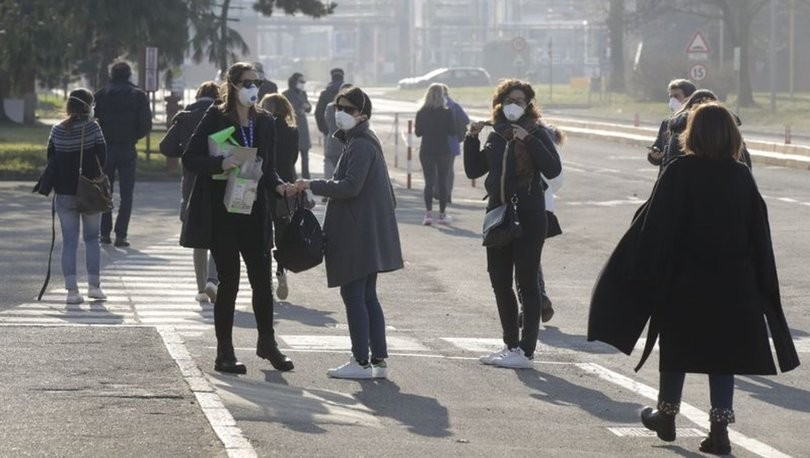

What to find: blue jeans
left=659, top=371, right=734, bottom=409
left=339, top=273, right=388, bottom=363
left=55, top=194, right=102, bottom=290
left=101, top=143, right=136, bottom=239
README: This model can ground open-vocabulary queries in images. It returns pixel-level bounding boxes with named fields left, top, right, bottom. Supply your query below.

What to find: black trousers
left=486, top=209, right=546, bottom=357
left=209, top=209, right=275, bottom=347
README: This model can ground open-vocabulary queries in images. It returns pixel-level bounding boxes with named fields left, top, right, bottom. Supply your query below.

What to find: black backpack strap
left=37, top=197, right=56, bottom=301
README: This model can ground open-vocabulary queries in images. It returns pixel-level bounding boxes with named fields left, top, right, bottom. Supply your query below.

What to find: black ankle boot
left=257, top=336, right=294, bottom=371
left=699, top=408, right=733, bottom=455
left=640, top=401, right=679, bottom=442
left=214, top=345, right=247, bottom=374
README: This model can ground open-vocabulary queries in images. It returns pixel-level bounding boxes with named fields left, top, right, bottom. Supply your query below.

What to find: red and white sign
left=689, top=63, right=708, bottom=82
left=512, top=37, right=527, bottom=52
left=686, top=31, right=710, bottom=54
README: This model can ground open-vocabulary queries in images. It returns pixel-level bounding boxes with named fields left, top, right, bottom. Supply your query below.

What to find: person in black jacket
left=315, top=68, right=345, bottom=146
left=160, top=81, right=220, bottom=304
left=415, top=83, right=456, bottom=225
left=589, top=103, right=799, bottom=455
left=35, top=89, right=108, bottom=305
left=93, top=61, right=152, bottom=248
left=259, top=92, right=300, bottom=300
left=182, top=62, right=297, bottom=374
left=282, top=73, right=312, bottom=178
left=464, top=79, right=561, bottom=369
left=647, top=79, right=696, bottom=170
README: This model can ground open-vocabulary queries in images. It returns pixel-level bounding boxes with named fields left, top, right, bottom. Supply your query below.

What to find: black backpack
left=273, top=195, right=324, bottom=273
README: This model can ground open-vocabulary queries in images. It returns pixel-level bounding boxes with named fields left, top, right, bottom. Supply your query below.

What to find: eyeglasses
left=238, top=79, right=263, bottom=89
left=336, top=104, right=359, bottom=115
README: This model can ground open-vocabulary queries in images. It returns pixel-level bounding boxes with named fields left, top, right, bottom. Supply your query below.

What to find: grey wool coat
left=309, top=122, right=403, bottom=287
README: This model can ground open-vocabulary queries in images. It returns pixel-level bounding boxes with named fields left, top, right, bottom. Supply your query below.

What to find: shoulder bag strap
left=37, top=198, right=56, bottom=301
left=77, top=122, right=87, bottom=178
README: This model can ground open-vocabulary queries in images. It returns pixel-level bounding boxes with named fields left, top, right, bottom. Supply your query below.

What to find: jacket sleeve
left=463, top=133, right=489, bottom=179
left=414, top=110, right=424, bottom=137
left=315, top=91, right=328, bottom=135
left=260, top=116, right=283, bottom=192
left=34, top=138, right=57, bottom=196
left=633, top=160, right=684, bottom=284
left=93, top=123, right=107, bottom=168
left=182, top=109, right=226, bottom=176
left=135, top=90, right=152, bottom=140
left=159, top=112, right=188, bottom=158
left=309, top=139, right=374, bottom=199
left=524, top=128, right=562, bottom=179
left=648, top=121, right=668, bottom=165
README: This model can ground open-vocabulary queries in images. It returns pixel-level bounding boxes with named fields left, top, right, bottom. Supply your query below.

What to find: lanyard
left=239, top=117, right=253, bottom=148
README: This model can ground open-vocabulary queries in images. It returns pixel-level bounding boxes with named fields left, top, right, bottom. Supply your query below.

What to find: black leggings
left=486, top=209, right=546, bottom=357
left=210, top=211, right=275, bottom=346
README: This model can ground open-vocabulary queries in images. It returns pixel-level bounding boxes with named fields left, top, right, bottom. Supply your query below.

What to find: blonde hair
left=259, top=93, right=296, bottom=127
left=420, top=83, right=447, bottom=110
left=680, top=102, right=741, bottom=161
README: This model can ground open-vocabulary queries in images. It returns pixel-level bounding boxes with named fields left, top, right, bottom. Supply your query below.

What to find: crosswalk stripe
left=278, top=335, right=429, bottom=352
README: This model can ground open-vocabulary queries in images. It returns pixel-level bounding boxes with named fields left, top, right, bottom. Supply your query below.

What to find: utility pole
left=769, top=0, right=777, bottom=113
left=790, top=0, right=795, bottom=100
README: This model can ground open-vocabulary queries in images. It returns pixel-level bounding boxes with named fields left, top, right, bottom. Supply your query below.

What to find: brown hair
left=195, top=81, right=220, bottom=100
left=218, top=62, right=258, bottom=119
left=680, top=102, right=741, bottom=161
left=63, top=88, right=94, bottom=131
left=490, top=79, right=541, bottom=124
left=259, top=93, right=296, bottom=128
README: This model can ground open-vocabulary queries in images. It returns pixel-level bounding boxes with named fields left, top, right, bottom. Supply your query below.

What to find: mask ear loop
left=69, top=96, right=93, bottom=114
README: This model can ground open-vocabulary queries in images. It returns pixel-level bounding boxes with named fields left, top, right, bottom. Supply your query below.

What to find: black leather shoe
left=214, top=350, right=247, bottom=374
left=641, top=406, right=676, bottom=442
left=257, top=337, right=294, bottom=371
left=100, top=236, right=112, bottom=245
left=699, top=422, right=731, bottom=455
left=114, top=238, right=130, bottom=247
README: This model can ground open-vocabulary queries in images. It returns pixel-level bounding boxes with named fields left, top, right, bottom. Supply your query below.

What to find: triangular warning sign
left=686, top=31, right=710, bottom=54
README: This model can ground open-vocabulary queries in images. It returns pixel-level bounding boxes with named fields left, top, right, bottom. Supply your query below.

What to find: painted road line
left=577, top=362, right=792, bottom=458
left=279, top=335, right=429, bottom=352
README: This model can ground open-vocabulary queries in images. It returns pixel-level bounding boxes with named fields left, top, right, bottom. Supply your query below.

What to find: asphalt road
left=1, top=100, right=808, bottom=457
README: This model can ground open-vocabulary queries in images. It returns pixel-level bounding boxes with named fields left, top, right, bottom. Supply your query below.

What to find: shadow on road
left=355, top=380, right=451, bottom=437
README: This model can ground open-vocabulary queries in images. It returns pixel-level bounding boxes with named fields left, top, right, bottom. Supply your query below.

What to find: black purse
left=482, top=194, right=522, bottom=247
left=75, top=123, right=113, bottom=214
left=273, top=194, right=325, bottom=273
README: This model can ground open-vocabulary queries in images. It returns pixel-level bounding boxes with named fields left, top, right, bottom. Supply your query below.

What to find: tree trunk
left=608, top=0, right=626, bottom=92
left=0, top=72, right=10, bottom=123
left=218, top=0, right=232, bottom=75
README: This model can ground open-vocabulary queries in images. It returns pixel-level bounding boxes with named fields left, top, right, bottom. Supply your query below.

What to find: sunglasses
left=336, top=104, right=359, bottom=115
left=238, top=79, right=262, bottom=89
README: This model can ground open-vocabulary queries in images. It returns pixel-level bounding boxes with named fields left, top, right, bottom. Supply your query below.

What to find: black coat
left=589, top=155, right=799, bottom=375
left=180, top=106, right=283, bottom=251
left=415, top=106, right=455, bottom=156
left=464, top=121, right=562, bottom=212
left=94, top=80, right=151, bottom=145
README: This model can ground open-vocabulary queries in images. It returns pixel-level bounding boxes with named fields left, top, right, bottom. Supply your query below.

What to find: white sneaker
left=204, top=281, right=218, bottom=303
left=87, top=286, right=107, bottom=300
left=479, top=346, right=510, bottom=365
left=491, top=347, right=534, bottom=369
left=437, top=213, right=453, bottom=224
left=371, top=360, right=389, bottom=379
left=422, top=212, right=433, bottom=226
left=276, top=272, right=289, bottom=300
left=66, top=289, right=83, bottom=304
left=195, top=292, right=210, bottom=302
left=327, top=359, right=373, bottom=379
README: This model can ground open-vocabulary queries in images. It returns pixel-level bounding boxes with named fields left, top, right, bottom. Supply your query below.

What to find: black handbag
left=75, top=123, right=113, bottom=214
left=273, top=194, right=324, bottom=273
left=482, top=194, right=522, bottom=247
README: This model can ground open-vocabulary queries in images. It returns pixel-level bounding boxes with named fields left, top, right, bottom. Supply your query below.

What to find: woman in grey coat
left=282, top=72, right=313, bottom=178
left=296, top=87, right=403, bottom=380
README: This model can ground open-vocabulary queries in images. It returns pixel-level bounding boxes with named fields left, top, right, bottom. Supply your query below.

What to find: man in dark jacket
left=94, top=61, right=152, bottom=247
left=314, top=68, right=345, bottom=147
left=254, top=62, right=278, bottom=99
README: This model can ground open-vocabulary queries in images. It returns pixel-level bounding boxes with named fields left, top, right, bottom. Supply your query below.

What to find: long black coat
left=180, top=106, right=282, bottom=251
left=589, top=155, right=799, bottom=375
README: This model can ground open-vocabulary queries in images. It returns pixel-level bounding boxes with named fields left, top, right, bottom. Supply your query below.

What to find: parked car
left=397, top=67, right=491, bottom=89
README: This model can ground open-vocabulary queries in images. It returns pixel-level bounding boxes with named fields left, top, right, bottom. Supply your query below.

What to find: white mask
left=296, top=82, right=306, bottom=91
left=238, top=86, right=259, bottom=107
left=335, top=110, right=358, bottom=131
left=502, top=103, right=525, bottom=122
left=668, top=97, right=682, bottom=112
